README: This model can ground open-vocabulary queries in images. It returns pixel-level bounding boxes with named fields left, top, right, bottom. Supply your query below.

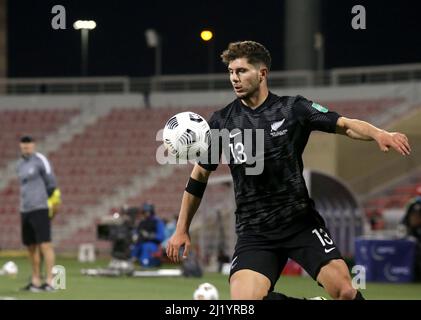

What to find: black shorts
left=21, top=209, right=51, bottom=246
left=229, top=213, right=343, bottom=292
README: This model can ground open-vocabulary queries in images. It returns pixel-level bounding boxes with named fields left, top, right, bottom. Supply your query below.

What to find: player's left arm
left=335, top=116, right=411, bottom=156
left=37, top=154, right=61, bottom=217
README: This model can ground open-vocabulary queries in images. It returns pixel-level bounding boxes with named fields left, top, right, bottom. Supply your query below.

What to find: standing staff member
left=17, top=136, right=59, bottom=292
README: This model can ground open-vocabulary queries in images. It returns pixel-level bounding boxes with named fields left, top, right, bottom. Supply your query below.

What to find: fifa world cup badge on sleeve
left=311, top=102, right=329, bottom=113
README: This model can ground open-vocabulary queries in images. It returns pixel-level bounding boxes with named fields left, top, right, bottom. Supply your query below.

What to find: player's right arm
left=294, top=95, right=410, bottom=156
left=166, top=164, right=212, bottom=263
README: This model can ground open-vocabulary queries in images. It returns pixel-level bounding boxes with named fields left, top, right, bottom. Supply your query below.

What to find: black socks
left=354, top=291, right=365, bottom=300
left=263, top=292, right=303, bottom=300
left=263, top=290, right=365, bottom=300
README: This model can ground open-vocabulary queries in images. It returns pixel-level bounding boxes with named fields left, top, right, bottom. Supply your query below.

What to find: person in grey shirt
left=17, top=136, right=58, bottom=292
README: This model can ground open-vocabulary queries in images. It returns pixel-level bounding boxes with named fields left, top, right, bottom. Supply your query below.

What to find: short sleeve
left=293, top=95, right=341, bottom=133
left=197, top=112, right=221, bottom=172
left=36, top=153, right=57, bottom=194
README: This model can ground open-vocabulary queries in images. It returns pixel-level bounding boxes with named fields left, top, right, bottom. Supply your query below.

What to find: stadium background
left=0, top=0, right=420, bottom=299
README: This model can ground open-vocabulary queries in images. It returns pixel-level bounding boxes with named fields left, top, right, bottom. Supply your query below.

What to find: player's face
left=228, top=58, right=263, bottom=99
left=20, top=142, right=35, bottom=156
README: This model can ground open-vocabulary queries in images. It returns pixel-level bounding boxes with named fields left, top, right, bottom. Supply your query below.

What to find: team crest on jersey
left=271, top=119, right=285, bottom=131
left=311, top=102, right=329, bottom=113
left=270, top=119, right=288, bottom=137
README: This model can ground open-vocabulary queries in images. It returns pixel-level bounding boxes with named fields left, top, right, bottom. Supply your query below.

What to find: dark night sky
left=7, top=0, right=421, bottom=77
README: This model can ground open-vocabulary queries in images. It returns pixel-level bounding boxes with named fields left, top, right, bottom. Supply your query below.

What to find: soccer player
left=17, top=136, right=59, bottom=292
left=166, top=41, right=411, bottom=300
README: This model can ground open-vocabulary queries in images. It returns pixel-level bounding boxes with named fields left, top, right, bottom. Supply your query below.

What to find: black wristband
left=47, top=187, right=55, bottom=197
left=185, top=177, right=207, bottom=198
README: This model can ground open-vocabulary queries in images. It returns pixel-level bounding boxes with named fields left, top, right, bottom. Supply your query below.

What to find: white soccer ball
left=163, top=112, right=210, bottom=160
left=193, top=282, right=219, bottom=300
left=2, top=261, right=18, bottom=276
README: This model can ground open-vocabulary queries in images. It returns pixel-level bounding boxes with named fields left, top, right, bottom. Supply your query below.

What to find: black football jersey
left=198, top=92, right=341, bottom=236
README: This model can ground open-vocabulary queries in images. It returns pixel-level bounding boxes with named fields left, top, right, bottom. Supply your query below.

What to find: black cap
left=20, top=136, right=34, bottom=143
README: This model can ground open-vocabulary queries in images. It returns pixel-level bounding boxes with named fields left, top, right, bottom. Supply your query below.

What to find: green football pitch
left=0, top=257, right=420, bottom=300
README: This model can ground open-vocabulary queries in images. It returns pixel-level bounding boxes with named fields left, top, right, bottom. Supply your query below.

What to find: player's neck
left=241, top=88, right=269, bottom=109
left=22, top=152, right=34, bottom=159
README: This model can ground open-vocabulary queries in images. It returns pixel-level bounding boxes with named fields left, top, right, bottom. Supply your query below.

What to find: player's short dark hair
left=221, top=41, right=271, bottom=70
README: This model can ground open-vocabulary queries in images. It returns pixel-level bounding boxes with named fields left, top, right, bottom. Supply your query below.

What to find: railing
left=0, top=77, right=130, bottom=95
left=2, top=63, right=421, bottom=95
left=331, top=63, right=421, bottom=85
